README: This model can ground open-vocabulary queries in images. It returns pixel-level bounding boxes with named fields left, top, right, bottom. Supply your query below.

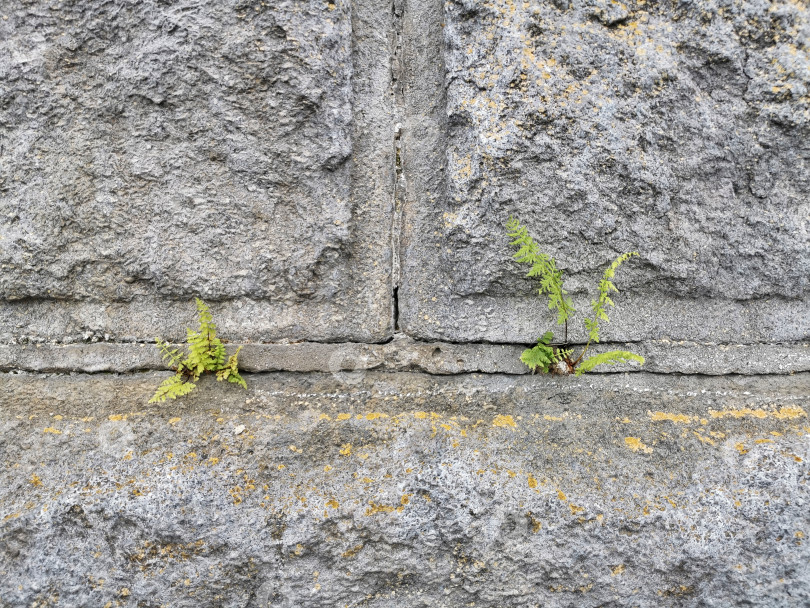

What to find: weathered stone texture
left=0, top=0, right=394, bottom=342
left=400, top=0, right=810, bottom=343
left=1, top=372, right=809, bottom=606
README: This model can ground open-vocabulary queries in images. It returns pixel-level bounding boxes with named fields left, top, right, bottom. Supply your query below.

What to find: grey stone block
left=399, top=0, right=810, bottom=343
left=1, top=371, right=808, bottom=606
left=2, top=336, right=810, bottom=376
left=0, top=0, right=394, bottom=342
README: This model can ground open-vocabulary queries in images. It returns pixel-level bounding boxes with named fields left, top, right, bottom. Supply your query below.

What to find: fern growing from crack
left=506, top=217, right=644, bottom=375
left=149, top=298, right=247, bottom=403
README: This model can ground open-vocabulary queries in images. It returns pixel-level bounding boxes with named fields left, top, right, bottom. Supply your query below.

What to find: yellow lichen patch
left=365, top=502, right=396, bottom=516
left=123, top=451, right=133, bottom=461
left=624, top=437, right=652, bottom=454
left=527, top=474, right=538, bottom=489
left=318, top=413, right=331, bottom=421
left=709, top=406, right=806, bottom=420
left=557, top=490, right=567, bottom=501
left=772, top=406, right=807, bottom=420
left=363, top=413, right=388, bottom=421
left=611, top=564, right=626, bottom=576
left=109, top=414, right=127, bottom=422
left=754, top=438, right=774, bottom=444
left=400, top=494, right=412, bottom=506
left=648, top=411, right=692, bottom=424
left=326, top=499, right=339, bottom=509
left=569, top=504, right=585, bottom=515
left=544, top=414, right=565, bottom=422
left=413, top=411, right=428, bottom=419
left=43, top=427, right=62, bottom=435
left=30, top=474, right=42, bottom=487
left=167, top=417, right=181, bottom=425
left=341, top=544, right=363, bottom=558
left=228, top=487, right=243, bottom=505
left=492, top=414, right=516, bottom=428
left=339, top=444, right=352, bottom=456
left=336, top=413, right=351, bottom=421
left=735, top=443, right=748, bottom=455
left=528, top=513, right=542, bottom=533
left=323, top=465, right=333, bottom=472
left=692, top=431, right=716, bottom=446
left=796, top=531, right=805, bottom=539
left=53, top=415, right=63, bottom=421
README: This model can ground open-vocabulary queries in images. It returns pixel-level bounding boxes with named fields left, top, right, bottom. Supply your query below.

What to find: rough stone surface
left=0, top=0, right=394, bottom=342
left=2, top=336, right=810, bottom=376
left=400, top=0, right=810, bottom=343
left=1, top=372, right=809, bottom=606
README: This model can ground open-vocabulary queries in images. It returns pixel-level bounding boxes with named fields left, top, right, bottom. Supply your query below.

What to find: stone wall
left=1, top=0, right=809, bottom=606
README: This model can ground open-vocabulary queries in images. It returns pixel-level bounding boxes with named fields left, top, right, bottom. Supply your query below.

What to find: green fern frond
left=148, top=374, right=196, bottom=403
left=155, top=338, right=185, bottom=369
left=150, top=300, right=247, bottom=403
left=216, top=346, right=247, bottom=389
left=520, top=344, right=555, bottom=373
left=507, top=216, right=575, bottom=325
left=584, top=252, right=638, bottom=343
left=574, top=350, right=645, bottom=376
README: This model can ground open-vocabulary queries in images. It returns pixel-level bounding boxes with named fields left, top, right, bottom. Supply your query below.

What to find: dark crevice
left=393, top=287, right=400, bottom=331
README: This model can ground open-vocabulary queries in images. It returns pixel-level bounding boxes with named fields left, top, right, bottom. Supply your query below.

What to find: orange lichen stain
left=43, top=427, right=62, bottom=435
left=754, top=439, right=774, bottom=444
left=30, top=474, right=42, bottom=487
left=735, top=443, right=748, bottom=455
left=336, top=413, right=351, bottom=421
left=339, top=444, right=352, bottom=456
left=557, top=490, right=567, bottom=501
left=611, top=564, right=626, bottom=576
left=167, top=417, right=181, bottom=425
left=318, top=413, right=331, bottom=421
left=228, top=487, right=243, bottom=505
left=624, top=437, right=652, bottom=453
left=648, top=411, right=691, bottom=423
left=365, top=502, right=396, bottom=516
left=710, top=406, right=806, bottom=420
left=326, top=499, right=339, bottom=509
left=569, top=504, right=585, bottom=515
left=692, top=432, right=716, bottom=446
left=341, top=544, right=363, bottom=558
left=323, top=465, right=333, bottom=472
left=772, top=406, right=807, bottom=419
left=527, top=474, right=538, bottom=489
left=492, top=414, right=516, bottom=428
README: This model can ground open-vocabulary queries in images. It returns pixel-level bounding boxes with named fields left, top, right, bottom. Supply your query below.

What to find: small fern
left=507, top=217, right=644, bottom=375
left=149, top=299, right=247, bottom=403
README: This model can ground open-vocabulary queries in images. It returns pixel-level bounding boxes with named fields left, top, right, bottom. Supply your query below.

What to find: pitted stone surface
left=400, top=0, right=810, bottom=343
left=1, top=372, right=809, bottom=607
left=0, top=0, right=394, bottom=342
